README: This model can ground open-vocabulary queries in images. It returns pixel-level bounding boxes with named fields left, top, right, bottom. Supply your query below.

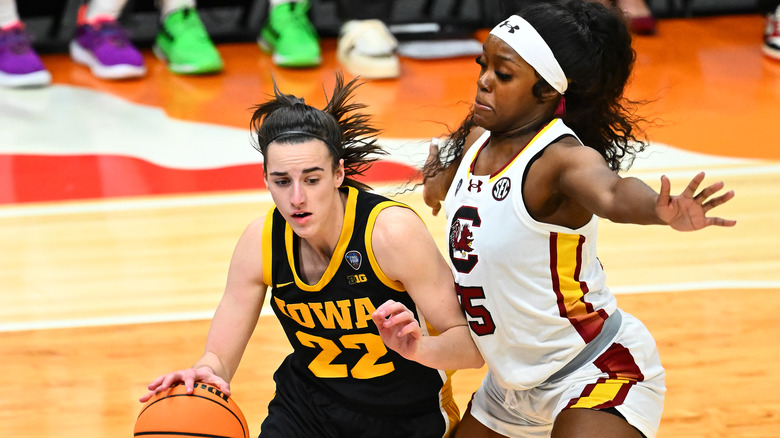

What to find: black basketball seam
left=137, top=393, right=247, bottom=438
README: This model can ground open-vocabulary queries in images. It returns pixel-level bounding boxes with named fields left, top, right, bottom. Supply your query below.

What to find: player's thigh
left=453, top=408, right=510, bottom=438
left=551, top=408, right=643, bottom=438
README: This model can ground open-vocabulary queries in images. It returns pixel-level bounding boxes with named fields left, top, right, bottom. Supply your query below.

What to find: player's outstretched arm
left=556, top=144, right=736, bottom=228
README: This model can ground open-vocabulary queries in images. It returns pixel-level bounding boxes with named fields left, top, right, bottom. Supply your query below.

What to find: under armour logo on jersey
left=499, top=20, right=520, bottom=33
left=492, top=177, right=511, bottom=201
left=345, top=250, right=362, bottom=270
left=468, top=179, right=483, bottom=193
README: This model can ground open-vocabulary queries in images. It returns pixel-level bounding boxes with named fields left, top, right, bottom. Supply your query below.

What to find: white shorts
left=469, top=310, right=666, bottom=438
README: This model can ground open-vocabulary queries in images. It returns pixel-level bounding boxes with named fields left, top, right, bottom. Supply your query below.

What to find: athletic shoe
left=764, top=6, right=780, bottom=61
left=337, top=19, right=399, bottom=79
left=69, top=8, right=146, bottom=79
left=258, top=0, right=321, bottom=67
left=154, top=7, right=223, bottom=74
left=0, top=22, right=51, bottom=88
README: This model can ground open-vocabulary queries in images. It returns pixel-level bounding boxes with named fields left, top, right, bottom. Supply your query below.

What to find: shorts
left=469, top=310, right=666, bottom=438
left=259, top=367, right=459, bottom=438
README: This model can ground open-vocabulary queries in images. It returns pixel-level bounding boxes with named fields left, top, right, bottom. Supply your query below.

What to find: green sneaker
left=154, top=8, right=224, bottom=75
left=258, top=0, right=321, bottom=67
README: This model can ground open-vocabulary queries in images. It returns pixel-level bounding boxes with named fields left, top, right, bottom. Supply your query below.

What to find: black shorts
left=258, top=369, right=452, bottom=438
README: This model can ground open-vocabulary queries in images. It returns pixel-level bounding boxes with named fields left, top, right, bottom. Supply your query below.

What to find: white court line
left=0, top=162, right=779, bottom=219
left=2, top=281, right=778, bottom=333
left=610, top=280, right=780, bottom=294
left=626, top=163, right=780, bottom=180
left=0, top=311, right=216, bottom=333
left=0, top=191, right=274, bottom=218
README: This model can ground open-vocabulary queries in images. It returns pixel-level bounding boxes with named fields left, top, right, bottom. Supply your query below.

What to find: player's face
left=473, top=35, right=550, bottom=134
left=264, top=139, right=345, bottom=239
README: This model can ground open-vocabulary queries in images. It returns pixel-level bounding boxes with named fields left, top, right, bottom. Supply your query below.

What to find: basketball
left=135, top=382, right=250, bottom=438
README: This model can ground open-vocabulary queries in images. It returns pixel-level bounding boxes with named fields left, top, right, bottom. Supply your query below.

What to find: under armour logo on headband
left=489, top=15, right=568, bottom=94
left=499, top=20, right=520, bottom=33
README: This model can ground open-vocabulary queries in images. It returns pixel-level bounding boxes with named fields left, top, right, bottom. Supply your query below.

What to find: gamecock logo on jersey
left=452, top=222, right=474, bottom=254
left=449, top=206, right=481, bottom=274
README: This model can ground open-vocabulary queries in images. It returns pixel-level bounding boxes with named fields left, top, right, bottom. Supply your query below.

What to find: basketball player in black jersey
left=140, top=73, right=483, bottom=438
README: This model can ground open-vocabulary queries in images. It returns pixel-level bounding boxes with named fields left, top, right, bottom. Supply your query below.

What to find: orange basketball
left=135, top=382, right=250, bottom=438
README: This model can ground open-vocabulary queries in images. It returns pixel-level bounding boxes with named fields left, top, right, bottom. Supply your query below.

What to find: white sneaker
left=337, top=19, right=399, bottom=79
left=764, top=6, right=780, bottom=61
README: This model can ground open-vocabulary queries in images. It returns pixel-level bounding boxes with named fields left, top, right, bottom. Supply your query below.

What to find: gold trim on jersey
left=262, top=211, right=275, bottom=287
left=441, top=377, right=460, bottom=437
left=284, top=186, right=359, bottom=292
left=466, top=118, right=559, bottom=183
left=365, top=200, right=412, bottom=292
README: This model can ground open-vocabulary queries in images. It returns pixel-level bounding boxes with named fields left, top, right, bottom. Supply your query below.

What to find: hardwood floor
left=0, top=13, right=778, bottom=438
left=2, top=287, right=778, bottom=437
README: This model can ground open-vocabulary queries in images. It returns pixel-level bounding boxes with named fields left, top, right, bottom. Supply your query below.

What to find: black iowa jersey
left=261, top=186, right=454, bottom=416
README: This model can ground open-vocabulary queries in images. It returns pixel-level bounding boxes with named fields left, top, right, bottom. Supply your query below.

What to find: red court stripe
left=0, top=154, right=420, bottom=204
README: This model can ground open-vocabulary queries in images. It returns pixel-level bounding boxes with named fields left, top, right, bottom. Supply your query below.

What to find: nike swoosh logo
left=276, top=281, right=294, bottom=288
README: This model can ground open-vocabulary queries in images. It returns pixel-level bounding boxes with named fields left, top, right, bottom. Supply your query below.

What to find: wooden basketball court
left=1, top=14, right=778, bottom=437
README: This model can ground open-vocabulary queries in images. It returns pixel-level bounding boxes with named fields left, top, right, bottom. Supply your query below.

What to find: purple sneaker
left=0, top=23, right=51, bottom=88
left=69, top=18, right=146, bottom=79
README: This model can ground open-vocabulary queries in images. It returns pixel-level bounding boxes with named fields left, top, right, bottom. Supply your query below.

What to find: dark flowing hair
left=250, top=72, right=385, bottom=190
left=427, top=0, right=648, bottom=178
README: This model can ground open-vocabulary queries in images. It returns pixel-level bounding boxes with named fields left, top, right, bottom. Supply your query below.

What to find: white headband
left=489, top=15, right=568, bottom=94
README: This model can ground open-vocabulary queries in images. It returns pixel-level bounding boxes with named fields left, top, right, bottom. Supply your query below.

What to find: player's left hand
left=656, top=172, right=736, bottom=231
left=372, top=300, right=423, bottom=360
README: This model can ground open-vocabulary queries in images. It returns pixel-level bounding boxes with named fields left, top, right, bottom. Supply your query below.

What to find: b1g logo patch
left=345, top=250, right=362, bottom=270
left=347, top=274, right=368, bottom=285
left=492, top=177, right=511, bottom=201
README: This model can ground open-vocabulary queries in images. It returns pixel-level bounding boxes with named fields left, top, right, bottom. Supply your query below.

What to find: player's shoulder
left=374, top=204, right=421, bottom=229
left=464, top=126, right=487, bottom=154
left=238, top=216, right=269, bottom=246
left=372, top=205, right=425, bottom=247
left=542, top=135, right=602, bottom=165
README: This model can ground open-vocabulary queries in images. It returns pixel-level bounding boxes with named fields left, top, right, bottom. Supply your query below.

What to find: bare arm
left=370, top=206, right=483, bottom=370
left=140, top=217, right=269, bottom=402
left=555, top=144, right=736, bottom=229
left=195, top=217, right=268, bottom=378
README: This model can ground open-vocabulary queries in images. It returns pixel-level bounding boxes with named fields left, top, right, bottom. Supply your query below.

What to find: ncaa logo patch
left=345, top=250, right=362, bottom=270
left=492, top=177, right=511, bottom=201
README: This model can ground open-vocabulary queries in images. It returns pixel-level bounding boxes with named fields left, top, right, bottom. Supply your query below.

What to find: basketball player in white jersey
left=375, top=1, right=736, bottom=437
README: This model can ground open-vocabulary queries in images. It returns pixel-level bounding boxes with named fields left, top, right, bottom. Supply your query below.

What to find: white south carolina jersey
left=443, top=119, right=618, bottom=390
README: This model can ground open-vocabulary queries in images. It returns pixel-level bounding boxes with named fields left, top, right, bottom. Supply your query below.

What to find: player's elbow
left=466, top=353, right=485, bottom=369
